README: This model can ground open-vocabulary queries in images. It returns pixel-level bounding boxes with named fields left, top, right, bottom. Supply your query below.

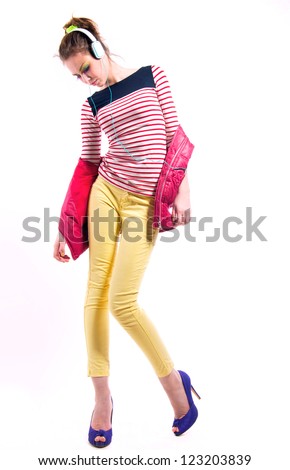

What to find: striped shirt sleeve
left=80, top=100, right=102, bottom=165
left=151, top=65, right=179, bottom=148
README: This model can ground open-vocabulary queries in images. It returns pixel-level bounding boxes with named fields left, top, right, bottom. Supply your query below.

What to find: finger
left=54, top=254, right=64, bottom=262
left=181, top=210, right=191, bottom=224
left=59, top=249, right=70, bottom=261
left=175, top=213, right=185, bottom=225
left=182, top=213, right=188, bottom=224
left=53, top=247, right=69, bottom=262
left=60, top=242, right=70, bottom=258
left=59, top=245, right=66, bottom=257
left=172, top=209, right=178, bottom=225
left=55, top=251, right=65, bottom=262
left=60, top=254, right=70, bottom=261
left=184, top=208, right=191, bottom=225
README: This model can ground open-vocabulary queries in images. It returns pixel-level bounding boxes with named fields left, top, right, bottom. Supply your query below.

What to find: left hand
left=172, top=190, right=191, bottom=226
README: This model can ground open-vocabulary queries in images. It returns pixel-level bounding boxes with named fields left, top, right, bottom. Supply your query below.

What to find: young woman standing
left=53, top=16, right=200, bottom=448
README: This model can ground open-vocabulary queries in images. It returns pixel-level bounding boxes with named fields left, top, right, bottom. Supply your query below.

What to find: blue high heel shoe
left=172, top=371, right=201, bottom=436
left=88, top=399, right=113, bottom=448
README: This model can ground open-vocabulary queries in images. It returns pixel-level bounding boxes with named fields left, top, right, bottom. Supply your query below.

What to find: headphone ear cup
left=91, top=40, right=105, bottom=59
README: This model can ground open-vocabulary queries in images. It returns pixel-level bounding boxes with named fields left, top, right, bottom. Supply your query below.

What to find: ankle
left=93, top=389, right=112, bottom=410
left=94, top=392, right=111, bottom=405
left=159, top=369, right=181, bottom=392
left=92, top=376, right=111, bottom=399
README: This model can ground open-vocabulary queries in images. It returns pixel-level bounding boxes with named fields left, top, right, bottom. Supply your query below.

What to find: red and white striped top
left=80, top=65, right=179, bottom=196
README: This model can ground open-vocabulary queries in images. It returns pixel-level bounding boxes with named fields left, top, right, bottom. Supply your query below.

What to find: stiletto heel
left=191, top=385, right=201, bottom=401
left=88, top=398, right=113, bottom=448
left=172, top=371, right=201, bottom=436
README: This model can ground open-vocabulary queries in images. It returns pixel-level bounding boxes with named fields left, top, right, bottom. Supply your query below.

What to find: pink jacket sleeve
left=58, top=100, right=101, bottom=260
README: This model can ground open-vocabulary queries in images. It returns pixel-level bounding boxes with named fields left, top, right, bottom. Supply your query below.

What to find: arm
left=54, top=101, right=102, bottom=262
left=153, top=66, right=191, bottom=226
left=152, top=65, right=179, bottom=149
left=80, top=99, right=102, bottom=165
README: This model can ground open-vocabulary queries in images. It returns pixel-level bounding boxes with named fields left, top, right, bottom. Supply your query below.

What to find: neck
left=102, top=58, right=138, bottom=87
left=107, top=62, right=126, bottom=85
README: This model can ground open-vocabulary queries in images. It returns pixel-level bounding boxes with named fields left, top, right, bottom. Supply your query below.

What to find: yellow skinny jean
left=84, top=175, right=174, bottom=378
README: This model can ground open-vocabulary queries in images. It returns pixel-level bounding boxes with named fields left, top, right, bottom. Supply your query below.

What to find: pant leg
left=109, top=187, right=174, bottom=378
left=84, top=176, right=121, bottom=377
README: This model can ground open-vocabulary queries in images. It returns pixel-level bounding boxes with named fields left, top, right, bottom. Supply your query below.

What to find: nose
left=81, top=74, right=92, bottom=84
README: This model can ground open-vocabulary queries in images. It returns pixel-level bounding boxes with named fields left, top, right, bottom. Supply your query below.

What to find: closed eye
left=80, top=63, right=90, bottom=74
left=74, top=63, right=90, bottom=80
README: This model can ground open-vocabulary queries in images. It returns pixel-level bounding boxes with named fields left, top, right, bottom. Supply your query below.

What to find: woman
left=53, top=16, right=200, bottom=448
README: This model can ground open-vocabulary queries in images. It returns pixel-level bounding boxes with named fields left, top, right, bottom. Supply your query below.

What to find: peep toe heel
left=88, top=398, right=113, bottom=448
left=173, top=370, right=201, bottom=436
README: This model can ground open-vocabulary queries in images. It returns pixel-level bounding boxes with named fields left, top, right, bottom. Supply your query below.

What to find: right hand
left=53, top=232, right=70, bottom=263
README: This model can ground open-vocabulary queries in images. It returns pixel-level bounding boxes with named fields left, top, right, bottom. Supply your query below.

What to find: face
left=64, top=52, right=107, bottom=88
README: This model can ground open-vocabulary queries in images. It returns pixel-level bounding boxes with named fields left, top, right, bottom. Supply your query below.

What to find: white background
left=0, top=0, right=289, bottom=468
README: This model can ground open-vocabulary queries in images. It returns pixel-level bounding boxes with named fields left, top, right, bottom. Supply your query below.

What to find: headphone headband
left=65, top=25, right=105, bottom=59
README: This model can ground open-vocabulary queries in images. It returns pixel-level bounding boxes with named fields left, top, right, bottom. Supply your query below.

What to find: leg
left=109, top=190, right=174, bottom=377
left=108, top=188, right=197, bottom=433
left=84, top=177, right=121, bottom=442
left=85, top=176, right=121, bottom=376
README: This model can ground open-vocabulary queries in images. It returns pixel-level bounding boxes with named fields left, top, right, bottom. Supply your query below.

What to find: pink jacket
left=58, top=125, right=194, bottom=260
left=153, top=125, right=194, bottom=231
left=58, top=158, right=99, bottom=260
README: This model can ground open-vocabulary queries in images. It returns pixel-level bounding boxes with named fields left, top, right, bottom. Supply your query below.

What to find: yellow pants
left=84, top=175, right=174, bottom=378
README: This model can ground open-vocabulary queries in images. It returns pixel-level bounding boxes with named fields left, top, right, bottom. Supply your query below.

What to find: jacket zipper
left=158, top=138, right=187, bottom=229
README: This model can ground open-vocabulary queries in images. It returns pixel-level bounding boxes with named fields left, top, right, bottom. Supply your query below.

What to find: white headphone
left=66, top=26, right=105, bottom=59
